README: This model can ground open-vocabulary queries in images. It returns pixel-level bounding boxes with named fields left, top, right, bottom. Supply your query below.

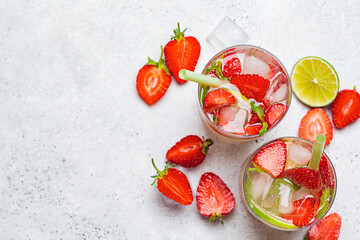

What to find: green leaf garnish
left=250, top=101, right=265, bottom=122
left=247, top=163, right=266, bottom=173
left=259, top=122, right=268, bottom=136
left=204, top=60, right=225, bottom=80
left=317, top=187, right=330, bottom=219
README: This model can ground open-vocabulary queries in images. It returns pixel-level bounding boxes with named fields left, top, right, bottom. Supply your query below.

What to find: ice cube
left=242, top=55, right=270, bottom=78
left=222, top=109, right=248, bottom=132
left=264, top=74, right=288, bottom=105
left=277, top=184, right=294, bottom=214
left=219, top=105, right=240, bottom=126
left=293, top=187, right=313, bottom=201
left=287, top=143, right=312, bottom=166
left=250, top=173, right=273, bottom=200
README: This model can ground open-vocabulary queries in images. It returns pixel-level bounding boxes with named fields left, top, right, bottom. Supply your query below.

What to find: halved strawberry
left=164, top=23, right=201, bottom=84
left=282, top=198, right=315, bottom=226
left=319, top=155, right=335, bottom=189
left=331, top=87, right=360, bottom=128
left=245, top=124, right=262, bottom=135
left=252, top=140, right=287, bottom=178
left=298, top=108, right=333, bottom=146
left=203, top=89, right=236, bottom=114
left=222, top=56, right=241, bottom=78
left=196, top=172, right=235, bottom=223
left=308, top=213, right=342, bottom=240
left=283, top=168, right=321, bottom=190
left=151, top=159, right=193, bottom=205
left=136, top=46, right=171, bottom=105
left=230, top=74, right=270, bottom=102
left=166, top=135, right=213, bottom=168
left=264, top=103, right=287, bottom=127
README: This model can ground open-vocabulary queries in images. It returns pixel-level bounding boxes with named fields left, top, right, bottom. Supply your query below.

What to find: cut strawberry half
left=308, top=213, right=341, bottom=240
left=249, top=113, right=261, bottom=124
left=222, top=56, right=242, bottom=78
left=319, top=155, right=335, bottom=189
left=196, top=172, right=235, bottom=223
left=203, top=89, right=236, bottom=114
left=283, top=168, right=321, bottom=190
left=331, top=87, right=360, bottom=128
left=245, top=124, right=262, bottom=135
left=230, top=74, right=270, bottom=102
left=151, top=159, right=193, bottom=205
left=298, top=108, right=333, bottom=146
left=164, top=23, right=201, bottom=84
left=282, top=198, right=315, bottom=226
left=264, top=103, right=287, bottom=127
left=252, top=140, right=287, bottom=178
left=166, top=135, right=213, bottom=168
left=136, top=46, right=171, bottom=105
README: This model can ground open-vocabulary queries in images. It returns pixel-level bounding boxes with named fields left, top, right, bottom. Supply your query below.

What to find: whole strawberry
left=136, top=46, right=171, bottom=105
left=166, top=135, right=213, bottom=168
left=164, top=23, right=201, bottom=84
left=151, top=159, right=193, bottom=205
left=196, top=172, right=235, bottom=223
left=331, top=87, right=360, bottom=128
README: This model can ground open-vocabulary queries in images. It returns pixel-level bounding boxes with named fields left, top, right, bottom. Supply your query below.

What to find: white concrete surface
left=0, top=1, right=359, bottom=239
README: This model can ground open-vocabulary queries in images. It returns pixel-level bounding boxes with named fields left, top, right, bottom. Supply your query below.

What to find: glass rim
left=197, top=44, right=292, bottom=140
left=241, top=136, right=337, bottom=231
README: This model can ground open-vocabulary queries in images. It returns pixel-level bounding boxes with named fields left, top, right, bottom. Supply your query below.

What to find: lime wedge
left=249, top=200, right=298, bottom=229
left=291, top=56, right=339, bottom=107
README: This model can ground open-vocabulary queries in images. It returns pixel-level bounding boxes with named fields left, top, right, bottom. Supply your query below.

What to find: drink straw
left=308, top=134, right=326, bottom=170
left=178, top=69, right=221, bottom=87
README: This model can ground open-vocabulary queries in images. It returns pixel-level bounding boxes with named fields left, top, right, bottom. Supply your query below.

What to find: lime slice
left=291, top=56, right=339, bottom=107
left=249, top=200, right=298, bottom=229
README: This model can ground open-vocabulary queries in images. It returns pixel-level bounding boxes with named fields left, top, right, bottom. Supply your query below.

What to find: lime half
left=291, top=56, right=339, bottom=107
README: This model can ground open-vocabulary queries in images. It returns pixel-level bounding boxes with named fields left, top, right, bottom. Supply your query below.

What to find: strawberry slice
left=331, top=87, right=360, bottom=128
left=308, top=213, right=342, bottom=240
left=196, top=172, right=235, bottom=223
left=252, top=140, right=287, bottom=178
left=151, top=159, right=193, bottom=205
left=230, top=74, right=270, bottom=102
left=136, top=46, right=171, bottom=105
left=264, top=103, right=287, bottom=127
left=245, top=124, right=262, bottom=135
left=319, top=155, right=335, bottom=189
left=164, top=23, right=201, bottom=84
left=166, top=135, right=213, bottom=168
left=222, top=56, right=242, bottom=78
left=203, top=89, right=236, bottom=114
left=298, top=108, right=333, bottom=146
left=249, top=112, right=261, bottom=124
left=283, top=168, right=321, bottom=190
left=282, top=198, right=315, bottom=226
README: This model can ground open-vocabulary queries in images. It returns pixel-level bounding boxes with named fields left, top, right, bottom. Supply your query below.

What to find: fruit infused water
left=241, top=137, right=336, bottom=230
left=198, top=45, right=291, bottom=140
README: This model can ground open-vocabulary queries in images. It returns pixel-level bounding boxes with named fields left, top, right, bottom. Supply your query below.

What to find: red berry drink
left=198, top=45, right=291, bottom=141
left=240, top=137, right=336, bottom=230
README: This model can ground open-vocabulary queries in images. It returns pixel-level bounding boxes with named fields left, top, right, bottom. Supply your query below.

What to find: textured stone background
left=0, top=0, right=359, bottom=239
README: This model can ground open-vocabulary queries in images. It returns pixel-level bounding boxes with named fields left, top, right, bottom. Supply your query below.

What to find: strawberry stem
left=171, top=22, right=186, bottom=41
left=201, top=137, right=214, bottom=154
left=147, top=46, right=170, bottom=75
left=208, top=212, right=223, bottom=224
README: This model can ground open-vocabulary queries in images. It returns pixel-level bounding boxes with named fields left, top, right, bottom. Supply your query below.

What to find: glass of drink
left=198, top=45, right=291, bottom=142
left=240, top=137, right=337, bottom=230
